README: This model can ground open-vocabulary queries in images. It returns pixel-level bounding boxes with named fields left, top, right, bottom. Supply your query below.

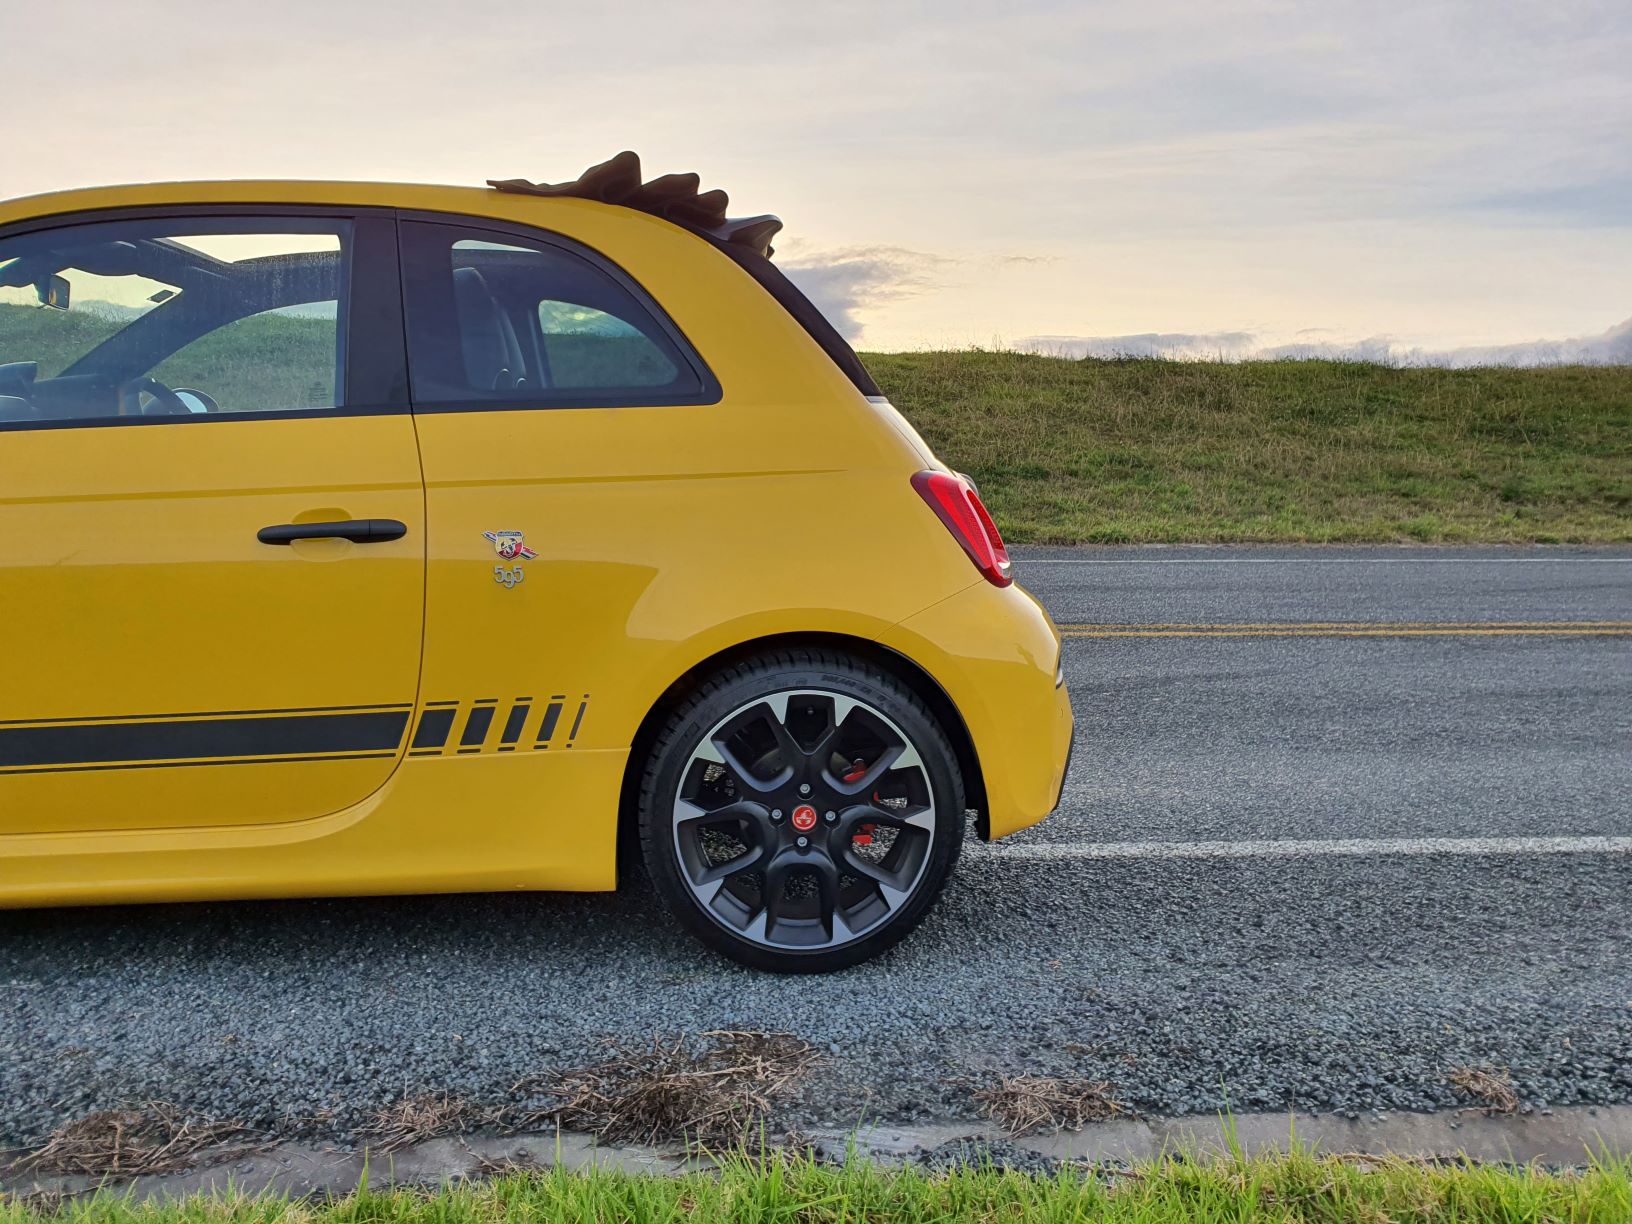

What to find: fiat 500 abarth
left=0, top=153, right=1073, bottom=972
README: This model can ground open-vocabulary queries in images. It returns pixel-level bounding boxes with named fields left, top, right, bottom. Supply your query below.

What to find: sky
left=4, top=0, right=1628, bottom=361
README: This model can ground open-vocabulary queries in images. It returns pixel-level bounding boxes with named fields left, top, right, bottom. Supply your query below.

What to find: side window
left=400, top=220, right=709, bottom=409
left=0, top=220, right=350, bottom=425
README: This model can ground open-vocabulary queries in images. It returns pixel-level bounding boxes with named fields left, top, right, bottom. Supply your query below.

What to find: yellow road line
left=1061, top=622, right=1632, bottom=639
left=1056, top=621, right=1632, bottom=630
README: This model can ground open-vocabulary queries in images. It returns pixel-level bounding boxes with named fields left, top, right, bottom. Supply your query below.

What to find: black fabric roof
left=489, top=151, right=783, bottom=257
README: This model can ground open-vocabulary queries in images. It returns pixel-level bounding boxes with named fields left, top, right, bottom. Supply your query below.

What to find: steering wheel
left=127, top=377, right=191, bottom=416
left=173, top=387, right=220, bottom=413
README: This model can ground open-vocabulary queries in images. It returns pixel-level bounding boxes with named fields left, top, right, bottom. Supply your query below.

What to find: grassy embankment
left=6, top=1149, right=1631, bottom=1223
left=869, top=350, right=1632, bottom=544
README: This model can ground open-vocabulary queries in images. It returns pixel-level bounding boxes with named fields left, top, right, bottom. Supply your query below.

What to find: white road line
left=1020, top=557, right=1632, bottom=565
left=981, top=835, right=1632, bottom=861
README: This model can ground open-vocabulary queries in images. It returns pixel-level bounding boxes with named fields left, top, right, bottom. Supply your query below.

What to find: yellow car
left=0, top=153, right=1072, bottom=972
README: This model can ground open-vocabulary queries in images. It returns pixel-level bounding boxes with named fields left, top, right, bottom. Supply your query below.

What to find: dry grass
left=1447, top=1066, right=1521, bottom=1115
left=513, top=1031, right=818, bottom=1148
left=972, top=1075, right=1127, bottom=1136
left=9, top=1104, right=263, bottom=1177
left=359, top=1094, right=480, bottom=1153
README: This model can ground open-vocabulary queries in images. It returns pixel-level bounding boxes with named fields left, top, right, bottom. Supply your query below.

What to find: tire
left=638, top=648, right=965, bottom=973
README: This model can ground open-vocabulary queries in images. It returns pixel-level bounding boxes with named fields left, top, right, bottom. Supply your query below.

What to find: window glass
left=0, top=221, right=349, bottom=425
left=536, top=299, right=678, bottom=388
left=400, top=222, right=705, bottom=408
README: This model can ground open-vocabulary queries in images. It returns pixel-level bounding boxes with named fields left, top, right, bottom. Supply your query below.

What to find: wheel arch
left=615, top=631, right=991, bottom=884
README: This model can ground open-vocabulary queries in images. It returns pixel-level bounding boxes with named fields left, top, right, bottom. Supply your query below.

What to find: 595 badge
left=485, top=530, right=537, bottom=589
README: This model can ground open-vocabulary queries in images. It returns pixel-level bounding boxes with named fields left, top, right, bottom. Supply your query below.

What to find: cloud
left=780, top=247, right=947, bottom=341
left=1025, top=317, right=1632, bottom=367
left=1026, top=331, right=1259, bottom=360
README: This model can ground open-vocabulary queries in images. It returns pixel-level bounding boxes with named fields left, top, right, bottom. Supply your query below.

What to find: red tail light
left=911, top=470, right=1013, bottom=587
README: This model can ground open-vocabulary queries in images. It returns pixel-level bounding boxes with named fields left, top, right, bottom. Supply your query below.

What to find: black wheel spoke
left=842, top=847, right=913, bottom=900
left=811, top=854, right=845, bottom=940
left=764, top=705, right=807, bottom=765
left=807, top=715, right=845, bottom=766
left=825, top=742, right=906, bottom=796
left=709, top=736, right=789, bottom=793
left=697, top=842, right=767, bottom=886
left=674, top=798, right=762, bottom=835
left=760, top=854, right=796, bottom=926
left=837, top=801, right=933, bottom=836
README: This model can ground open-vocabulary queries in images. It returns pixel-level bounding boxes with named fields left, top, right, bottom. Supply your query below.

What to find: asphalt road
left=4, top=545, right=1631, bottom=1144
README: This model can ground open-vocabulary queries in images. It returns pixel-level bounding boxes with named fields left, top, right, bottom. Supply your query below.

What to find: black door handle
left=257, top=518, right=408, bottom=545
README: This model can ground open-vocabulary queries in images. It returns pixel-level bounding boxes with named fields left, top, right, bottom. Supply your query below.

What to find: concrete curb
left=6, top=1103, right=1631, bottom=1202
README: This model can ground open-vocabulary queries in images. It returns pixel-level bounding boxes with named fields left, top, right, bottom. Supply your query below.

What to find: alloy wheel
left=671, top=688, right=938, bottom=951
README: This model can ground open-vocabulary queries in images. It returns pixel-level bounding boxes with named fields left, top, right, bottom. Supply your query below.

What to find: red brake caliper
left=842, top=758, right=876, bottom=846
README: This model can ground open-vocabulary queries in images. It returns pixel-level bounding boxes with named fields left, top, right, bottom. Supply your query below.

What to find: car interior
left=0, top=232, right=344, bottom=423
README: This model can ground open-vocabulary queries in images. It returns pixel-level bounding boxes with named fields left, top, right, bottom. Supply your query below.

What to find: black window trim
left=395, top=208, right=722, bottom=415
left=0, top=203, right=408, bottom=434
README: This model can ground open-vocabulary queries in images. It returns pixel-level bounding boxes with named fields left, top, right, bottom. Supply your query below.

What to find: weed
left=9, top=1104, right=263, bottom=1177
left=971, top=1074, right=1126, bottom=1135
left=1447, top=1066, right=1521, bottom=1115
left=511, top=1030, right=817, bottom=1148
left=358, top=1094, right=479, bottom=1154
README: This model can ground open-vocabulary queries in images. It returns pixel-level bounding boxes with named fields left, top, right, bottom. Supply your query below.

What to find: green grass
left=6, top=1148, right=1632, bottom=1223
left=866, top=349, right=1632, bottom=543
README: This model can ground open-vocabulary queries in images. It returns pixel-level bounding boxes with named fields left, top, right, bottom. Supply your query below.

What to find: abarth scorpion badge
left=484, top=530, right=538, bottom=561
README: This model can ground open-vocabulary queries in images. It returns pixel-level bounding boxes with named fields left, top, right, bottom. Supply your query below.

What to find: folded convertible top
left=489, top=151, right=783, bottom=258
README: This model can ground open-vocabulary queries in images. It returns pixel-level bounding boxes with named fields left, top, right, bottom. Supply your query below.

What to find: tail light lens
left=911, top=470, right=1013, bottom=587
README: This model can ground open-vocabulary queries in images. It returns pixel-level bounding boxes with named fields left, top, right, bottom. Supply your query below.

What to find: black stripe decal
left=0, top=702, right=411, bottom=728
left=0, top=752, right=398, bottom=777
left=460, top=706, right=495, bottom=747
left=0, top=710, right=410, bottom=769
left=500, top=702, right=530, bottom=745
left=534, top=699, right=564, bottom=747
left=411, top=707, right=457, bottom=749
left=568, top=698, right=587, bottom=743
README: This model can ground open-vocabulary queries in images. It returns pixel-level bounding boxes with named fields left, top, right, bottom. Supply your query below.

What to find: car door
left=0, top=209, right=424, bottom=835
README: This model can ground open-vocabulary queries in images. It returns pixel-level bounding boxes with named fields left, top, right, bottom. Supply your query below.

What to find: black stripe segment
left=411, top=707, right=457, bottom=749
left=0, top=710, right=410, bottom=770
left=535, top=700, right=564, bottom=747
left=460, top=706, right=495, bottom=748
left=500, top=702, right=531, bottom=745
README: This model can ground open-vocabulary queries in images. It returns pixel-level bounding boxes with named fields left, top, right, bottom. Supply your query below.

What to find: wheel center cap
left=790, top=803, right=818, bottom=832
